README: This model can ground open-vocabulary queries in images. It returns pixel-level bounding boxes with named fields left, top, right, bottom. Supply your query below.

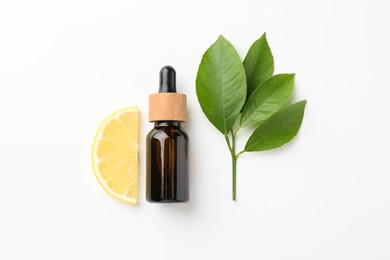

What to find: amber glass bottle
left=146, top=66, right=189, bottom=203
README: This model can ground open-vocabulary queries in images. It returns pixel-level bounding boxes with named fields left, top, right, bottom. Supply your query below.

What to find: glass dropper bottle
left=146, top=66, right=189, bottom=203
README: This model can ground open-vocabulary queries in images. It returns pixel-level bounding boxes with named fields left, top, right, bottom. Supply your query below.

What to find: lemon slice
left=92, top=107, right=139, bottom=204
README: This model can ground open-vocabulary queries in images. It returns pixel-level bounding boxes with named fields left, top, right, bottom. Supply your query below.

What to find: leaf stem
left=231, top=130, right=236, bottom=152
left=237, top=150, right=245, bottom=157
left=230, top=129, right=237, bottom=201
left=224, top=134, right=232, bottom=152
left=232, top=153, right=237, bottom=201
left=225, top=130, right=241, bottom=201
left=233, top=126, right=241, bottom=137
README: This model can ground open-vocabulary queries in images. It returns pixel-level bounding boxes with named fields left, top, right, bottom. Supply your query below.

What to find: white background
left=0, top=0, right=389, bottom=259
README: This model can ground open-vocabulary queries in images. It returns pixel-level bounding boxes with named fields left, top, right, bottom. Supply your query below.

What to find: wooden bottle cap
left=149, top=93, right=187, bottom=122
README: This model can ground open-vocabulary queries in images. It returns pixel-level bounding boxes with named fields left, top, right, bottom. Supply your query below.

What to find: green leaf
left=243, top=33, right=274, bottom=98
left=244, top=100, right=307, bottom=152
left=196, top=35, right=247, bottom=134
left=240, top=74, right=295, bottom=128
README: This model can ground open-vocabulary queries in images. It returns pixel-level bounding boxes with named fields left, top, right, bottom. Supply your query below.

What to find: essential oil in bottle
left=146, top=66, right=189, bottom=203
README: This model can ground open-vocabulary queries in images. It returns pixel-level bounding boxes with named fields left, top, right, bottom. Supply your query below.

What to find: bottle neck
left=154, top=121, right=182, bottom=128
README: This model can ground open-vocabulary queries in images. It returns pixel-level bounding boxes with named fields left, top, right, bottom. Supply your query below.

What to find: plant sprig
left=196, top=34, right=307, bottom=201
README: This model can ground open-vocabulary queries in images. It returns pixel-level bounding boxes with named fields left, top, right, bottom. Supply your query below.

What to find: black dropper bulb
left=159, top=65, right=176, bottom=93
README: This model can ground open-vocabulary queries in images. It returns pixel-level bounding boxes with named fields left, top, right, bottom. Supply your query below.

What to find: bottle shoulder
left=147, top=126, right=188, bottom=140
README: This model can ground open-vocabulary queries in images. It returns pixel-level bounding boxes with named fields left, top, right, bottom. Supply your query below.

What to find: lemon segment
left=92, top=107, right=139, bottom=204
